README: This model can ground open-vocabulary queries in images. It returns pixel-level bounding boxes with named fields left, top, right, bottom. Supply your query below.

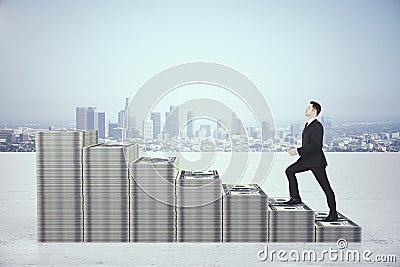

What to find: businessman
left=284, top=101, right=338, bottom=222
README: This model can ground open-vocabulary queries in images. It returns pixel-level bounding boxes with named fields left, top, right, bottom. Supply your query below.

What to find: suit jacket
left=296, top=119, right=327, bottom=167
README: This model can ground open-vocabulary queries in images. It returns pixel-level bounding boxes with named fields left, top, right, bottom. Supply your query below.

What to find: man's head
left=305, top=100, right=321, bottom=118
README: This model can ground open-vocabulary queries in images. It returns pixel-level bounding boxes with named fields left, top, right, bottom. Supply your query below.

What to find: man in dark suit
left=284, top=101, right=338, bottom=222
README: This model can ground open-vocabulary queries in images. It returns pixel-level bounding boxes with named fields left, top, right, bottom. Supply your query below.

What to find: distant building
left=216, top=118, right=226, bottom=139
left=108, top=122, right=118, bottom=138
left=252, top=128, right=261, bottom=140
left=321, top=116, right=333, bottom=143
left=196, top=129, right=207, bottom=139
left=130, top=127, right=140, bottom=138
left=151, top=112, right=161, bottom=139
left=0, top=129, right=16, bottom=143
left=116, top=97, right=132, bottom=139
left=391, top=132, right=400, bottom=139
left=76, top=107, right=88, bottom=130
left=113, top=127, right=126, bottom=141
left=262, top=121, right=272, bottom=141
left=290, top=123, right=301, bottom=139
left=165, top=106, right=179, bottom=138
left=231, top=113, right=245, bottom=135
left=125, top=97, right=129, bottom=111
left=98, top=112, right=106, bottom=139
left=143, top=120, right=154, bottom=140
left=187, top=111, right=194, bottom=139
left=87, top=107, right=98, bottom=130
left=76, top=106, right=106, bottom=138
left=199, top=124, right=211, bottom=137
left=126, top=115, right=138, bottom=138
left=245, top=127, right=256, bottom=138
left=118, top=110, right=126, bottom=128
left=17, top=133, right=29, bottom=143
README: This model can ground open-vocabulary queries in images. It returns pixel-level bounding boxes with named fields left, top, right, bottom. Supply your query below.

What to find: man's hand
left=288, top=149, right=298, bottom=156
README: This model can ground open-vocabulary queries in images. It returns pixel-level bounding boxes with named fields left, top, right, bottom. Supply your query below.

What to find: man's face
left=305, top=104, right=316, bottom=118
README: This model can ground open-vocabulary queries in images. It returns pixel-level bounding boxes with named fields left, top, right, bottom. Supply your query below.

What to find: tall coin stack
left=36, top=130, right=98, bottom=242
left=222, top=184, right=268, bottom=242
left=130, top=157, right=178, bottom=242
left=82, top=144, right=138, bottom=242
left=268, top=197, right=315, bottom=242
left=315, top=211, right=362, bottom=242
left=176, top=170, right=223, bottom=242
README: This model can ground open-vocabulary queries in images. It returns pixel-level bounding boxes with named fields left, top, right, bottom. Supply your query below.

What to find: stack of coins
left=222, top=184, right=268, bottom=242
left=36, top=130, right=98, bottom=242
left=82, top=144, right=138, bottom=242
left=176, top=170, right=223, bottom=242
left=315, top=211, right=362, bottom=243
left=130, top=157, right=178, bottom=242
left=268, top=197, right=315, bottom=243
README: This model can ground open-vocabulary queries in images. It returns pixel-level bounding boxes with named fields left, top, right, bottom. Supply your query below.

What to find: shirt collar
left=307, top=117, right=317, bottom=125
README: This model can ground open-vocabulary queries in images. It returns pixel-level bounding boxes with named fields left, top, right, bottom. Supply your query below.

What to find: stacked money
left=36, top=130, right=98, bottom=242
left=222, top=184, right=268, bottom=242
left=130, top=157, right=178, bottom=242
left=176, top=170, right=223, bottom=242
left=82, top=143, right=138, bottom=242
left=268, top=197, right=315, bottom=242
left=315, top=211, right=362, bottom=243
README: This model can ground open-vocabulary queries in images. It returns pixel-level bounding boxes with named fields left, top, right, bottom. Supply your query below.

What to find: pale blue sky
left=0, top=0, right=399, bottom=125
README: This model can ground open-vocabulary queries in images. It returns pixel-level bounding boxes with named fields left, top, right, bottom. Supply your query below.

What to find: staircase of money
left=36, top=130, right=361, bottom=243
left=82, top=143, right=138, bottom=242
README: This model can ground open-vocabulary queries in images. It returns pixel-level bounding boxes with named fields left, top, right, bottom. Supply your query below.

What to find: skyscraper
left=321, top=116, right=333, bottom=143
left=200, top=124, right=211, bottom=137
left=165, top=106, right=179, bottom=138
left=231, top=112, right=245, bottom=135
left=118, top=110, right=126, bottom=128
left=216, top=118, right=225, bottom=139
left=151, top=112, right=161, bottom=139
left=97, top=112, right=106, bottom=139
left=108, top=122, right=118, bottom=138
left=76, top=107, right=106, bottom=139
left=290, top=123, right=301, bottom=139
left=76, top=107, right=88, bottom=130
left=127, top=115, right=137, bottom=138
left=125, top=97, right=129, bottom=110
left=113, top=128, right=126, bottom=141
left=187, top=111, right=194, bottom=139
left=87, top=107, right=98, bottom=130
left=116, top=97, right=130, bottom=129
left=143, top=120, right=154, bottom=140
left=262, top=121, right=271, bottom=141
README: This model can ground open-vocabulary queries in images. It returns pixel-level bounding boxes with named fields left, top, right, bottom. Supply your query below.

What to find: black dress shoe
left=324, top=211, right=338, bottom=222
left=283, top=197, right=302, bottom=205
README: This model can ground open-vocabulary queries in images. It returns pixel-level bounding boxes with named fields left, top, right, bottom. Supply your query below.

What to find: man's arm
left=297, top=123, right=324, bottom=156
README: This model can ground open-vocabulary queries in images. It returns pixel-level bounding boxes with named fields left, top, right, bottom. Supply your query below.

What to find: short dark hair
left=310, top=101, right=322, bottom=115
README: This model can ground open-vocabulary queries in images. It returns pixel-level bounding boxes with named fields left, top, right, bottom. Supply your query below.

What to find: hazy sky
left=0, top=0, right=399, bottom=126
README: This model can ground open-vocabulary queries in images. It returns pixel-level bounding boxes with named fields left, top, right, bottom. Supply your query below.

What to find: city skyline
left=1, top=117, right=399, bottom=152
left=0, top=1, right=399, bottom=124
left=76, top=98, right=400, bottom=140
left=1, top=91, right=399, bottom=131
